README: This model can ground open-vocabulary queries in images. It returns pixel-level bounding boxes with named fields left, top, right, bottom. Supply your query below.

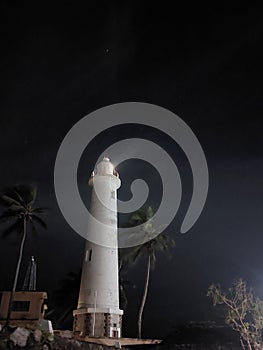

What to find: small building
left=0, top=291, right=47, bottom=327
left=0, top=257, right=50, bottom=329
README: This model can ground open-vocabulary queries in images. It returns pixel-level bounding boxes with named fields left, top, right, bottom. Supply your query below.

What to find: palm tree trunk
left=6, top=218, right=27, bottom=326
left=137, top=253, right=151, bottom=339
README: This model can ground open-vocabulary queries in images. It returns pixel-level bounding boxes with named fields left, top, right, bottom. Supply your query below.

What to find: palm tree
left=125, top=206, right=175, bottom=339
left=0, top=184, right=47, bottom=326
left=119, top=254, right=135, bottom=311
left=47, top=269, right=82, bottom=329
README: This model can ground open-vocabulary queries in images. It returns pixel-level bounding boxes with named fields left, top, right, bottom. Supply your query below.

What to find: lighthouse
left=73, top=157, right=123, bottom=338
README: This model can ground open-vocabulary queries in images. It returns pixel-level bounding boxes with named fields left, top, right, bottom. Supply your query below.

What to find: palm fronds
left=123, top=205, right=176, bottom=338
left=0, top=184, right=47, bottom=326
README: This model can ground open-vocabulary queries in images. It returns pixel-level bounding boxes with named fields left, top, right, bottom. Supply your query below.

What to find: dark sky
left=0, top=1, right=263, bottom=338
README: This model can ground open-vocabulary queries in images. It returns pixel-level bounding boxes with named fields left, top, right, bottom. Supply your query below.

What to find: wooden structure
left=0, top=291, right=47, bottom=327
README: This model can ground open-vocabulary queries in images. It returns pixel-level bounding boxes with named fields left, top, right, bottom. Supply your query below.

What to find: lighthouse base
left=73, top=308, right=123, bottom=338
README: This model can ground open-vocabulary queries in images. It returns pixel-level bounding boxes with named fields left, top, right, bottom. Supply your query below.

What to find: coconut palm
left=125, top=206, right=175, bottom=339
left=47, top=269, right=82, bottom=329
left=0, top=184, right=47, bottom=326
left=119, top=254, right=134, bottom=311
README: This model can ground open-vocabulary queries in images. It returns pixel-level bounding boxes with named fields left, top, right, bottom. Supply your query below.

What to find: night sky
left=0, top=1, right=262, bottom=338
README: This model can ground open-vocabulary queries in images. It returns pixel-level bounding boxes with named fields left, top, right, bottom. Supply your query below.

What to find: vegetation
left=118, top=256, right=133, bottom=312
left=164, top=321, right=240, bottom=347
left=0, top=184, right=47, bottom=326
left=125, top=206, right=175, bottom=339
left=208, top=279, right=263, bottom=350
left=47, top=270, right=82, bottom=329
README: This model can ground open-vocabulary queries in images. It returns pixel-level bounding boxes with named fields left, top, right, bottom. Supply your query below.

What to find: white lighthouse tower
left=73, top=157, right=123, bottom=338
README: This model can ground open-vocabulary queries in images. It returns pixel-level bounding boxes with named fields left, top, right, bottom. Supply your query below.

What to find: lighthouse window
left=89, top=249, right=92, bottom=261
left=111, top=191, right=115, bottom=199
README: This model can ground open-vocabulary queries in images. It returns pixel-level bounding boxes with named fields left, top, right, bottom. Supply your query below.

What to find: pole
left=92, top=290, right=97, bottom=336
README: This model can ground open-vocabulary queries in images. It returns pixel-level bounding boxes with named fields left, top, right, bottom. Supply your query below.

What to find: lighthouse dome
left=96, top=157, right=114, bottom=175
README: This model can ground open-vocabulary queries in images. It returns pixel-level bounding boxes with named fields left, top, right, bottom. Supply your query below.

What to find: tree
left=208, top=279, right=263, bottom=350
left=125, top=206, right=175, bottom=339
left=47, top=269, right=82, bottom=329
left=119, top=254, right=135, bottom=312
left=0, top=184, right=47, bottom=326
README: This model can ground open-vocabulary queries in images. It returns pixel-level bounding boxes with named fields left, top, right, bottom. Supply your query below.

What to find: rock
left=10, top=327, right=30, bottom=347
left=38, top=319, right=53, bottom=334
left=60, top=329, right=73, bottom=339
left=34, top=328, right=42, bottom=342
left=114, top=341, right=122, bottom=349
